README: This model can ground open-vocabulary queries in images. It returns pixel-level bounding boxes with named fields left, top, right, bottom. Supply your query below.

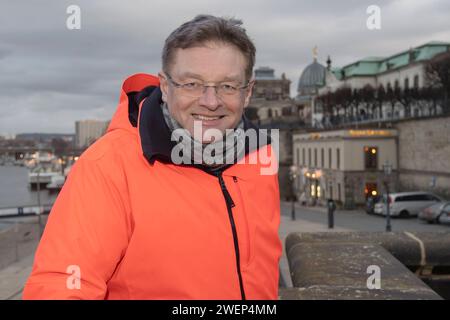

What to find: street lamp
left=35, top=165, right=44, bottom=237
left=382, top=160, right=393, bottom=232
left=289, top=165, right=298, bottom=220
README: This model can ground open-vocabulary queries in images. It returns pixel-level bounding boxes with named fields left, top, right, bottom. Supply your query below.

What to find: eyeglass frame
left=161, top=72, right=253, bottom=98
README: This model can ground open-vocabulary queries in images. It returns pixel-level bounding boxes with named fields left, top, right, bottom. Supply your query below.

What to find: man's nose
left=198, top=86, right=221, bottom=110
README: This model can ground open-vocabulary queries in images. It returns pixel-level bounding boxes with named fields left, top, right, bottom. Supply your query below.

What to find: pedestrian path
left=0, top=253, right=33, bottom=300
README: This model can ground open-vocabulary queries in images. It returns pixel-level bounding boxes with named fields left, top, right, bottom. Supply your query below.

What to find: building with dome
left=295, top=49, right=327, bottom=127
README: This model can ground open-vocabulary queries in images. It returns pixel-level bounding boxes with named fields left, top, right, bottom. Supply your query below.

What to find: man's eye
left=220, top=84, right=237, bottom=91
left=183, top=82, right=201, bottom=89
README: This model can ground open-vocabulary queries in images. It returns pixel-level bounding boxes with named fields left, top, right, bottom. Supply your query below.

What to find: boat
left=46, top=174, right=66, bottom=192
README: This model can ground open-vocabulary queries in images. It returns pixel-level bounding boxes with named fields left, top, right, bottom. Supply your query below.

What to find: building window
left=308, top=148, right=311, bottom=167
left=314, top=148, right=317, bottom=168
left=336, top=148, right=340, bottom=170
left=394, top=80, right=399, bottom=89
left=414, top=75, right=419, bottom=88
left=364, top=146, right=378, bottom=169
left=296, top=148, right=300, bottom=166
left=321, top=148, right=324, bottom=168
left=404, top=78, right=409, bottom=90
left=302, top=148, right=305, bottom=165
left=328, top=148, right=332, bottom=169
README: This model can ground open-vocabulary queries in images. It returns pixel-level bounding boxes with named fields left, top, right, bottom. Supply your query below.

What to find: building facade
left=75, top=120, right=109, bottom=148
left=293, top=129, right=398, bottom=208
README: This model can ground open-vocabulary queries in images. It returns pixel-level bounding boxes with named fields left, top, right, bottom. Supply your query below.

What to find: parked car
left=418, top=202, right=450, bottom=224
left=366, top=195, right=381, bottom=214
left=373, top=192, right=443, bottom=218
left=437, top=202, right=450, bottom=225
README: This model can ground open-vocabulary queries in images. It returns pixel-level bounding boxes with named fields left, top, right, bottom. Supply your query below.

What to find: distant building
left=247, top=67, right=303, bottom=200
left=75, top=120, right=109, bottom=148
left=16, top=133, right=75, bottom=145
left=247, top=67, right=294, bottom=122
left=295, top=47, right=327, bottom=127
left=316, top=41, right=450, bottom=126
left=293, top=128, right=398, bottom=208
left=0, top=133, right=16, bottom=140
left=253, top=66, right=291, bottom=100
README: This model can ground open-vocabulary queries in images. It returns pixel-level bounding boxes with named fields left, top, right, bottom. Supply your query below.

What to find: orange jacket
left=23, top=73, right=282, bottom=300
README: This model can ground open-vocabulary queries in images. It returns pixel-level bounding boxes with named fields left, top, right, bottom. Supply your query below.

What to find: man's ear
left=243, top=78, right=255, bottom=108
left=158, top=72, right=168, bottom=102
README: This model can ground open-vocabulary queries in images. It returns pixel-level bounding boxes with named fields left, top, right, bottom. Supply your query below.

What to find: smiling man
left=23, top=14, right=281, bottom=300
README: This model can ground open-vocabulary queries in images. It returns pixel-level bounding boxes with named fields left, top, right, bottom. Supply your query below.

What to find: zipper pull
left=218, top=173, right=235, bottom=208
left=233, top=176, right=238, bottom=183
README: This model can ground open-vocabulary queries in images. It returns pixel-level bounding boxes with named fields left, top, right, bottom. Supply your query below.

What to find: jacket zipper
left=216, top=172, right=246, bottom=300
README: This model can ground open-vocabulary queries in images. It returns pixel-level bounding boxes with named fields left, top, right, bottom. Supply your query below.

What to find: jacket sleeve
left=23, top=155, right=132, bottom=299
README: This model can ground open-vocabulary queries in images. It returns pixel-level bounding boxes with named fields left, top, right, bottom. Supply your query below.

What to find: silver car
left=418, top=202, right=450, bottom=224
left=374, top=192, right=443, bottom=218
left=437, top=202, right=450, bottom=225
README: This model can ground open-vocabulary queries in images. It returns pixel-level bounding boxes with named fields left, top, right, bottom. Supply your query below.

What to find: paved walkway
left=0, top=253, right=33, bottom=300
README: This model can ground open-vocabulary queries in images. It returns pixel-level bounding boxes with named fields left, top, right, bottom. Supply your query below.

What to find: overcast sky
left=0, top=0, right=449, bottom=135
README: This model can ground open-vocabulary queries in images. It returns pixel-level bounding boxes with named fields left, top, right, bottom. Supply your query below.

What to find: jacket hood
left=106, top=73, right=160, bottom=135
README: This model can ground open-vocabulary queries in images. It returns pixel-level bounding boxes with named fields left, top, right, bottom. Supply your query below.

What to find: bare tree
left=425, top=51, right=450, bottom=114
left=375, top=85, right=386, bottom=119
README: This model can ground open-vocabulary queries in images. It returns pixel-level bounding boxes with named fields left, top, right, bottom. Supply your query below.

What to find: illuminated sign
left=349, top=130, right=392, bottom=137
left=306, top=129, right=393, bottom=140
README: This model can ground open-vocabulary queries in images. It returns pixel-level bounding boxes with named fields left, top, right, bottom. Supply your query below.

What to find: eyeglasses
left=163, top=73, right=252, bottom=98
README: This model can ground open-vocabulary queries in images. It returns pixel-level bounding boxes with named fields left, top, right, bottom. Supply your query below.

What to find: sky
left=0, top=0, right=449, bottom=135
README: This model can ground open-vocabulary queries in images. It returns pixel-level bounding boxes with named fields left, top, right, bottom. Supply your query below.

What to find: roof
left=338, top=41, right=450, bottom=77
left=254, top=66, right=276, bottom=80
left=297, top=59, right=326, bottom=93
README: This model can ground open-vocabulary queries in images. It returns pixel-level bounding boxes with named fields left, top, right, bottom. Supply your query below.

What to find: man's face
left=159, top=42, right=254, bottom=143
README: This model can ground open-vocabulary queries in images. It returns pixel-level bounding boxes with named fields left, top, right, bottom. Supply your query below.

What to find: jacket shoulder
left=80, top=129, right=139, bottom=163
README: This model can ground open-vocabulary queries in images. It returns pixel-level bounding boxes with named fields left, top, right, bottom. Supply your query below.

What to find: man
left=23, top=14, right=281, bottom=300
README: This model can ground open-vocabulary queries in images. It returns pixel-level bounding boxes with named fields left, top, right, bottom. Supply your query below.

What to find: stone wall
left=396, top=116, right=450, bottom=199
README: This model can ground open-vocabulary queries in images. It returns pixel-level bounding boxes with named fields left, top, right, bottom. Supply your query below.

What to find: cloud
left=0, top=0, right=449, bottom=134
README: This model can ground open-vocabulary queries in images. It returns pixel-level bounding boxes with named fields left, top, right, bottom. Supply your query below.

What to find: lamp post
left=289, top=165, right=298, bottom=221
left=35, top=165, right=43, bottom=237
left=382, top=160, right=393, bottom=232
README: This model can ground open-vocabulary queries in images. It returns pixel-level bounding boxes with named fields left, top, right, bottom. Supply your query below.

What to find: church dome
left=297, top=59, right=326, bottom=95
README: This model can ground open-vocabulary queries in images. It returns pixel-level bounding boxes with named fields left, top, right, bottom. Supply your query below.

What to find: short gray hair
left=162, top=14, right=256, bottom=81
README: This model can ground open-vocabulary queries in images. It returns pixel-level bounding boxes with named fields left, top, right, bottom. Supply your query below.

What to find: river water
left=0, top=165, right=58, bottom=230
